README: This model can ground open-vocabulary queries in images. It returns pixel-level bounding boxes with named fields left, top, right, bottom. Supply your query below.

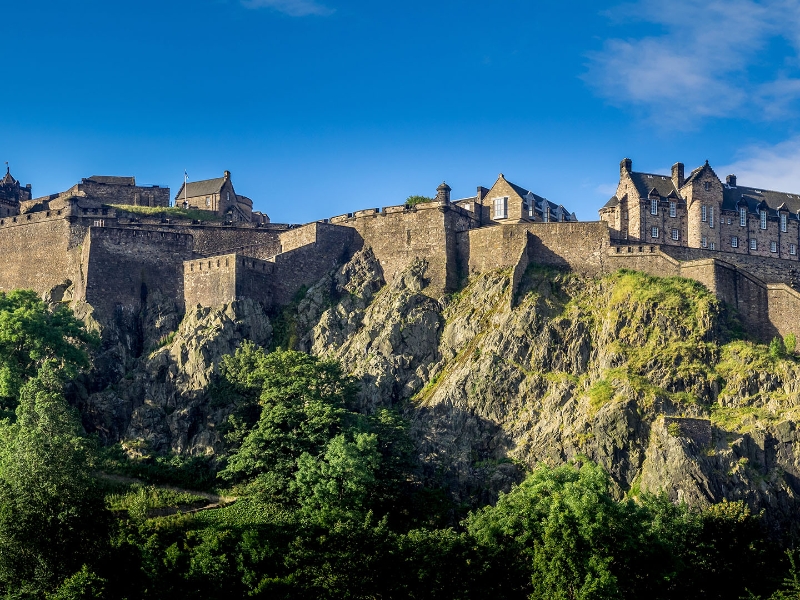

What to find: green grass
left=106, top=483, right=208, bottom=519
left=109, top=204, right=226, bottom=222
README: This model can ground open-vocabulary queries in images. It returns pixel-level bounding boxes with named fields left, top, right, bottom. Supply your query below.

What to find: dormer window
left=493, top=197, right=508, bottom=219
left=669, top=201, right=676, bottom=217
left=651, top=199, right=658, bottom=215
left=781, top=213, right=787, bottom=232
left=760, top=210, right=767, bottom=229
left=740, top=207, right=747, bottom=227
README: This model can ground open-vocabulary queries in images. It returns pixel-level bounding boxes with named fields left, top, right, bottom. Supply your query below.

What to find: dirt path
left=95, top=471, right=237, bottom=516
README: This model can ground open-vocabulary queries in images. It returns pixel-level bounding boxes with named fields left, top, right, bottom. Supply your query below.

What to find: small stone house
left=175, top=171, right=255, bottom=222
left=601, top=158, right=800, bottom=260
left=452, top=173, right=577, bottom=225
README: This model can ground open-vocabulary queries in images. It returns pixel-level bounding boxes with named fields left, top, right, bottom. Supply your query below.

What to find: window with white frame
left=493, top=197, right=507, bottom=219
left=750, top=239, right=757, bottom=250
left=792, top=244, right=797, bottom=255
left=543, top=207, right=550, bottom=222
left=205, top=196, right=211, bottom=207
left=701, top=236, right=708, bottom=248
left=781, top=213, right=787, bottom=232
left=651, top=199, right=658, bottom=215
left=771, top=241, right=778, bottom=253
left=669, top=201, right=676, bottom=217
left=740, top=207, right=747, bottom=226
left=710, top=242, right=716, bottom=250
left=701, top=205, right=707, bottom=222
left=671, top=228, right=679, bottom=240
left=760, top=210, right=767, bottom=229
left=651, top=226, right=659, bottom=238
left=709, top=206, right=714, bottom=228
left=731, top=236, right=739, bottom=248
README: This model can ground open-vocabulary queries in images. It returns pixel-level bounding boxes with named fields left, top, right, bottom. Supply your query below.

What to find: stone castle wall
left=84, top=228, right=193, bottom=320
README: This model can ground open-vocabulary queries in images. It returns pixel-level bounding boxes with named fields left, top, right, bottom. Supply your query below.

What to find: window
left=710, top=242, right=716, bottom=250
left=771, top=241, right=778, bottom=253
left=702, top=205, right=707, bottom=222
left=709, top=207, right=714, bottom=228
left=671, top=228, right=679, bottom=240
left=792, top=244, right=797, bottom=256
left=760, top=210, right=767, bottom=229
left=93, top=220, right=104, bottom=227
left=669, top=201, right=676, bottom=217
left=205, top=196, right=211, bottom=207
left=528, top=203, right=533, bottom=218
left=622, top=211, right=628, bottom=220
left=493, top=197, right=507, bottom=219
left=227, top=192, right=230, bottom=202
left=651, top=226, right=659, bottom=238
left=740, top=207, right=747, bottom=227
left=651, top=199, right=658, bottom=215
left=704, top=181, right=712, bottom=191
left=543, top=207, right=550, bottom=222
left=781, top=213, right=787, bottom=232
left=750, top=239, right=757, bottom=250
left=731, top=236, right=739, bottom=248
left=701, top=236, right=708, bottom=248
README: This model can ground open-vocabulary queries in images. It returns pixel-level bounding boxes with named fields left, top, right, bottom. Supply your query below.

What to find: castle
left=0, top=160, right=798, bottom=347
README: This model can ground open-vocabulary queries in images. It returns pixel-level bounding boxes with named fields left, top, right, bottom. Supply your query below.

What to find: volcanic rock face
left=75, top=248, right=800, bottom=520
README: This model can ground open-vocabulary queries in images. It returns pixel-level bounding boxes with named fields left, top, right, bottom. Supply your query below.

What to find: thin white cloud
left=241, top=0, right=334, bottom=16
left=584, top=0, right=800, bottom=127
left=718, top=136, right=800, bottom=193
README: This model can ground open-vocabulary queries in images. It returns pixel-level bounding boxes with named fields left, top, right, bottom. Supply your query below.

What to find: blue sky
left=4, top=0, right=800, bottom=223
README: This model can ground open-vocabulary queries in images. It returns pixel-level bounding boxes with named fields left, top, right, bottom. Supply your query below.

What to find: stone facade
left=175, top=171, right=256, bottom=223
left=0, top=167, right=32, bottom=217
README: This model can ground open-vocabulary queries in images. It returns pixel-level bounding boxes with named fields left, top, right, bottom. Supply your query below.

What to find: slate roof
left=723, top=185, right=800, bottom=217
left=85, top=176, right=135, bottom=186
left=603, top=195, right=619, bottom=208
left=628, top=172, right=679, bottom=199
left=175, top=177, right=226, bottom=200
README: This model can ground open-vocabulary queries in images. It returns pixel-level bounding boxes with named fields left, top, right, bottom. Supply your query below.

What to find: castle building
left=452, top=173, right=577, bottom=225
left=600, top=158, right=800, bottom=260
left=0, top=167, right=32, bottom=217
left=175, top=171, right=259, bottom=223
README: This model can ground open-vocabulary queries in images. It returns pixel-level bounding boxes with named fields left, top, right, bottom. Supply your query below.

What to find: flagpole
left=184, top=171, right=188, bottom=209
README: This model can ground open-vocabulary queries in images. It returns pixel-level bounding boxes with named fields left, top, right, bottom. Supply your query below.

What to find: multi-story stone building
left=600, top=158, right=800, bottom=260
left=0, top=167, right=32, bottom=217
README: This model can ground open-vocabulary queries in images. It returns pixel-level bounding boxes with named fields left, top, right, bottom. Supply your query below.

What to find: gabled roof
left=722, top=184, right=800, bottom=215
left=0, top=168, right=17, bottom=186
left=683, top=160, right=719, bottom=186
left=628, top=172, right=679, bottom=198
left=175, top=177, right=227, bottom=200
left=85, top=176, right=135, bottom=186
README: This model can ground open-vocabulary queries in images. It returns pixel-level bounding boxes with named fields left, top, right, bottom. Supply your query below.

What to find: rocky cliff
left=73, top=248, right=800, bottom=521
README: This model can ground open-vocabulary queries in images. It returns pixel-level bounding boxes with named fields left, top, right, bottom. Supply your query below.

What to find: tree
left=0, top=363, right=111, bottom=595
left=218, top=345, right=356, bottom=501
left=0, top=290, right=97, bottom=412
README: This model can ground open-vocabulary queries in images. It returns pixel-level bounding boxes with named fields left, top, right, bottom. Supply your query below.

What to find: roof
left=723, top=184, right=800, bottom=216
left=628, top=172, right=679, bottom=199
left=683, top=160, right=719, bottom=186
left=85, top=176, right=135, bottom=186
left=603, top=195, right=619, bottom=208
left=175, top=177, right=227, bottom=200
left=0, top=168, right=16, bottom=186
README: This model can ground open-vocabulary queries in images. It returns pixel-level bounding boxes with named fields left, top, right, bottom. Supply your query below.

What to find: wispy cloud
left=241, top=0, right=334, bottom=17
left=718, top=136, right=800, bottom=193
left=584, top=0, right=800, bottom=127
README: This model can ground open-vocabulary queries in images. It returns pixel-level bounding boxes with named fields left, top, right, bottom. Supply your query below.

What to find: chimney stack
left=671, top=162, right=685, bottom=188
left=726, top=174, right=737, bottom=187
left=224, top=170, right=231, bottom=180
left=620, top=158, right=632, bottom=175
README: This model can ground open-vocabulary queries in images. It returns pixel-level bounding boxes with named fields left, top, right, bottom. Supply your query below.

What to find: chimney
left=436, top=181, right=451, bottom=203
left=223, top=170, right=231, bottom=180
left=620, top=158, right=632, bottom=175
left=726, top=174, right=737, bottom=187
left=671, top=162, right=685, bottom=188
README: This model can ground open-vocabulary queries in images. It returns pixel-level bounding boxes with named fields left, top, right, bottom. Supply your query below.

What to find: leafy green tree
left=0, top=290, right=97, bottom=411
left=294, top=432, right=381, bottom=524
left=218, top=345, right=356, bottom=501
left=0, top=363, right=111, bottom=595
left=405, top=195, right=434, bottom=207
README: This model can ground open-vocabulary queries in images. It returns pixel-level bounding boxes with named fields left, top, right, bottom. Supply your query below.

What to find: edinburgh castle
left=2, top=159, right=800, bottom=345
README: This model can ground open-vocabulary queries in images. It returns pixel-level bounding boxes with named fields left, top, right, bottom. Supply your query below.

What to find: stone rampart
left=84, top=227, right=193, bottom=320
left=184, top=254, right=274, bottom=308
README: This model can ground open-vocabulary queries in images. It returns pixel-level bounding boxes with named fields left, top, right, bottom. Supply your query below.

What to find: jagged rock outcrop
left=80, top=299, right=271, bottom=455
